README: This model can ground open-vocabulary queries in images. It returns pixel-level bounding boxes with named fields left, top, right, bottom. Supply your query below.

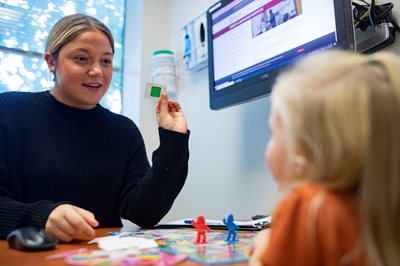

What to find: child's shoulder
left=286, top=182, right=350, bottom=201
left=279, top=182, right=326, bottom=206
left=277, top=182, right=358, bottom=221
left=291, top=182, right=324, bottom=197
left=276, top=183, right=358, bottom=231
left=267, top=183, right=362, bottom=265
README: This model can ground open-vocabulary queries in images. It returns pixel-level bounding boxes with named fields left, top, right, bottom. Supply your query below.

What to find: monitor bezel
left=207, top=0, right=356, bottom=110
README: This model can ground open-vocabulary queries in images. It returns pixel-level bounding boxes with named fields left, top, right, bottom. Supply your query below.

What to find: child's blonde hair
left=271, top=50, right=400, bottom=266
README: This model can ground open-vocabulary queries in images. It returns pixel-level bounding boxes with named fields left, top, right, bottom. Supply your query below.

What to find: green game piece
left=150, top=86, right=162, bottom=97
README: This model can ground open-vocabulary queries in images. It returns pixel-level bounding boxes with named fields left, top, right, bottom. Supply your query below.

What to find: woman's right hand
left=45, top=204, right=99, bottom=242
left=156, top=92, right=188, bottom=134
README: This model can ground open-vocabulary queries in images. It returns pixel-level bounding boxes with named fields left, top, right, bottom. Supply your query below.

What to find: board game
left=114, top=228, right=257, bottom=264
left=55, top=228, right=258, bottom=265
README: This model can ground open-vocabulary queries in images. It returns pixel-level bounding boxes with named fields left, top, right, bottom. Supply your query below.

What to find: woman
left=0, top=14, right=190, bottom=242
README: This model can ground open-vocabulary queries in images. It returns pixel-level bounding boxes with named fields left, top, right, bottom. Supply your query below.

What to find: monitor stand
left=355, top=23, right=396, bottom=53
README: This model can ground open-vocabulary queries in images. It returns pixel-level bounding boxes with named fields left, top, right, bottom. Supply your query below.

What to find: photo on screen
left=251, top=0, right=302, bottom=38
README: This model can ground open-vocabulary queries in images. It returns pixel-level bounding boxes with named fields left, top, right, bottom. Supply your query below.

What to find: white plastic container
left=151, top=50, right=177, bottom=95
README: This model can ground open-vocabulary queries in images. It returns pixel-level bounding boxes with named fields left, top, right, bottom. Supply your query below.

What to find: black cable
left=352, top=0, right=397, bottom=32
left=368, top=0, right=376, bottom=26
left=353, top=2, right=371, bottom=30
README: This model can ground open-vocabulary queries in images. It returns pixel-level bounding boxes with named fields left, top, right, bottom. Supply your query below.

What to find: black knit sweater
left=0, top=91, right=189, bottom=239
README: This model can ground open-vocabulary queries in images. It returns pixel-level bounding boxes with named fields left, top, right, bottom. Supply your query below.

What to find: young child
left=250, top=50, right=400, bottom=266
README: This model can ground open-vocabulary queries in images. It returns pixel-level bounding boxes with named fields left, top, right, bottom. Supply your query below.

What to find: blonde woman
left=0, top=14, right=189, bottom=242
left=250, top=50, right=400, bottom=266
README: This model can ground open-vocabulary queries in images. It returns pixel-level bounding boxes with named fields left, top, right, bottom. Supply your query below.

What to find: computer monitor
left=207, top=0, right=355, bottom=110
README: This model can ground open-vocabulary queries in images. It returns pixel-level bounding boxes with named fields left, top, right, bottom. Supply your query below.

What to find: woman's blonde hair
left=271, top=49, right=400, bottom=266
left=45, top=13, right=114, bottom=58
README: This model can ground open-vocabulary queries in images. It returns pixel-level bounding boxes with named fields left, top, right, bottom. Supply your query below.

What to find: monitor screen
left=207, top=0, right=355, bottom=110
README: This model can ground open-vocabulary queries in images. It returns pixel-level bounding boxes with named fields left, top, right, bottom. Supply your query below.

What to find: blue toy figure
left=223, top=214, right=239, bottom=242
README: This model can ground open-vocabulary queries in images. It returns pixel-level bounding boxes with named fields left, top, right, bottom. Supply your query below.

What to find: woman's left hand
left=156, top=92, right=188, bottom=134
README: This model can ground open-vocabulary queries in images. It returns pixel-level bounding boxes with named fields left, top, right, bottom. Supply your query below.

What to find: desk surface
left=0, top=228, right=248, bottom=266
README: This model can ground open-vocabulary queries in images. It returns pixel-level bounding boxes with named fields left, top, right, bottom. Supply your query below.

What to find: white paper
left=88, top=235, right=157, bottom=251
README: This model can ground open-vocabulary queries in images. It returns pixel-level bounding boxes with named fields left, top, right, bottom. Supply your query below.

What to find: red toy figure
left=191, top=215, right=211, bottom=244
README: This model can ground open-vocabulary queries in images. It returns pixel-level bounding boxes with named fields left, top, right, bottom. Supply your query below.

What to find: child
left=250, top=50, right=400, bottom=265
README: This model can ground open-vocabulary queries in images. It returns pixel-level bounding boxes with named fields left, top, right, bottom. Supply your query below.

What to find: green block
left=150, top=86, right=162, bottom=97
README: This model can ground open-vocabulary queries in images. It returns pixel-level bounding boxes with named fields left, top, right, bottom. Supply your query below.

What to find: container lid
left=153, top=50, right=174, bottom=56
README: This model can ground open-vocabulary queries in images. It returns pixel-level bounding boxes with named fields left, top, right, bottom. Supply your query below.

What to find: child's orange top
left=259, top=183, right=365, bottom=266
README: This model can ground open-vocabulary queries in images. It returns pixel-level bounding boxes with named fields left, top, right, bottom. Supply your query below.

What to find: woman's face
left=265, top=108, right=287, bottom=185
left=46, top=30, right=113, bottom=110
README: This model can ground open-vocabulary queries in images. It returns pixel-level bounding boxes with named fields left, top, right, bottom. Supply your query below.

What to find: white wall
left=161, top=0, right=280, bottom=222
left=122, top=0, right=279, bottom=224
left=122, top=0, right=400, bottom=224
left=123, top=0, right=172, bottom=145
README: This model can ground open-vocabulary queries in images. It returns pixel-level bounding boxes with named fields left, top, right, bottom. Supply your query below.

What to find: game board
left=62, top=248, right=187, bottom=266
left=114, top=228, right=257, bottom=264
